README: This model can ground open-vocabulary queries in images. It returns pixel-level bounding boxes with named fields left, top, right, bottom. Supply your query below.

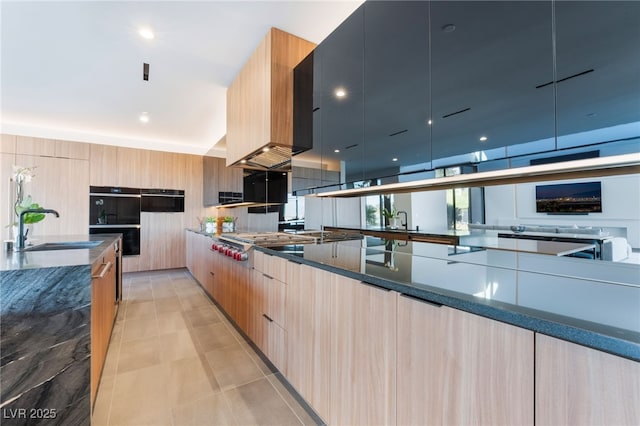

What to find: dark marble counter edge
left=255, top=245, right=640, bottom=362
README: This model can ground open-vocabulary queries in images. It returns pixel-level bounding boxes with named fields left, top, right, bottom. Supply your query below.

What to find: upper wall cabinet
left=226, top=28, right=315, bottom=168
left=363, top=1, right=431, bottom=181
left=203, top=156, right=243, bottom=206
left=320, top=5, right=366, bottom=184
left=554, top=1, right=640, bottom=154
left=430, top=1, right=554, bottom=164
left=291, top=1, right=638, bottom=194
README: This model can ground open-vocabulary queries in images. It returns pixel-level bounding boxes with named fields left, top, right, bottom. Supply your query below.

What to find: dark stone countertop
left=1, top=234, right=121, bottom=271
left=256, top=240, right=640, bottom=362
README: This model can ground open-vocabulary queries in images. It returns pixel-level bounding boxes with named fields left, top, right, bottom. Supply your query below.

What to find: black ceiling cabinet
left=292, top=0, right=640, bottom=194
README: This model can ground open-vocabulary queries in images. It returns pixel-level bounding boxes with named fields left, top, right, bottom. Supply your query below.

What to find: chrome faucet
left=17, top=209, right=60, bottom=249
left=397, top=210, right=408, bottom=232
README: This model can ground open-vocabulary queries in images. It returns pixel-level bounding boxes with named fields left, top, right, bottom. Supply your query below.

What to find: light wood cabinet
left=203, top=155, right=243, bottom=206
left=226, top=28, right=315, bottom=166
left=55, top=139, right=90, bottom=160
left=15, top=154, right=89, bottom=236
left=247, top=250, right=288, bottom=370
left=285, top=262, right=331, bottom=421
left=16, top=135, right=56, bottom=156
left=203, top=156, right=220, bottom=206
left=1, top=133, right=17, bottom=153
left=89, top=144, right=117, bottom=186
left=138, top=212, right=187, bottom=272
left=397, top=294, right=534, bottom=426
left=330, top=276, right=397, bottom=426
left=116, top=147, right=148, bottom=188
left=185, top=229, right=197, bottom=274
left=91, top=242, right=117, bottom=405
left=185, top=230, right=212, bottom=289
left=535, top=334, right=640, bottom=426
left=248, top=268, right=267, bottom=350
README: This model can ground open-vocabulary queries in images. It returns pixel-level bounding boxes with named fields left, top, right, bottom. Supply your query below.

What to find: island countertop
left=254, top=237, right=640, bottom=362
left=1, top=234, right=121, bottom=271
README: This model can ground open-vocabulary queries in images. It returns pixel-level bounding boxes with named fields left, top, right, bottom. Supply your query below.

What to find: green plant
left=382, top=206, right=397, bottom=219
left=205, top=216, right=217, bottom=223
left=15, top=196, right=45, bottom=224
left=223, top=216, right=234, bottom=223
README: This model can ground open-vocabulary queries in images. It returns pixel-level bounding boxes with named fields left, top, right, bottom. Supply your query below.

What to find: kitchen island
left=0, top=234, right=121, bottom=426
left=187, top=228, right=639, bottom=425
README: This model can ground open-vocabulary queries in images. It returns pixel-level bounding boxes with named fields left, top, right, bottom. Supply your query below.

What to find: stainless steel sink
left=23, top=241, right=103, bottom=251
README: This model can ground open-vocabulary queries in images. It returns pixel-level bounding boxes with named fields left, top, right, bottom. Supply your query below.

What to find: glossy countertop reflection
left=262, top=237, right=640, bottom=361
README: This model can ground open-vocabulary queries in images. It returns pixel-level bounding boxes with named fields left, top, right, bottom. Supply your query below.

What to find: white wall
left=410, top=190, right=448, bottom=231
left=485, top=174, right=640, bottom=248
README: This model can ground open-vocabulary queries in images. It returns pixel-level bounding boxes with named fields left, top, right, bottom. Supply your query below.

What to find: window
left=283, top=194, right=305, bottom=221
left=437, top=166, right=484, bottom=231
left=364, top=194, right=394, bottom=227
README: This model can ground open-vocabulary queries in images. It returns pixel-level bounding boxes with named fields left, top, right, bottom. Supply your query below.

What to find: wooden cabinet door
left=536, top=334, right=640, bottom=425
left=397, top=294, right=534, bottom=426
left=253, top=250, right=265, bottom=273
left=89, top=144, right=117, bottom=186
left=330, top=276, right=397, bottom=426
left=285, top=263, right=331, bottom=422
left=16, top=154, right=89, bottom=236
left=90, top=245, right=117, bottom=405
left=185, top=230, right=196, bottom=274
left=267, top=320, right=286, bottom=373
left=264, top=274, right=285, bottom=327
left=232, top=261, right=250, bottom=333
left=202, top=156, right=220, bottom=206
left=248, top=269, right=267, bottom=352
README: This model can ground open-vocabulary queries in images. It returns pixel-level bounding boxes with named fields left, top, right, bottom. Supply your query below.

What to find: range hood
left=239, top=145, right=292, bottom=170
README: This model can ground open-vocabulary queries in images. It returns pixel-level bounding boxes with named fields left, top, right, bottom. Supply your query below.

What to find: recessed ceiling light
left=392, top=158, right=398, bottom=162
left=427, top=119, right=433, bottom=125
left=262, top=147, right=270, bottom=152
left=139, top=112, right=149, bottom=123
left=479, top=136, right=488, bottom=142
left=139, top=28, right=155, bottom=40
left=334, top=149, right=340, bottom=153
left=335, top=88, right=346, bottom=98
left=240, top=159, right=247, bottom=164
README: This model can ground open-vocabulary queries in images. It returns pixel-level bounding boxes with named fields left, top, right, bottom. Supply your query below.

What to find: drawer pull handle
left=210, top=271, right=215, bottom=275
left=263, top=274, right=273, bottom=280
left=262, top=314, right=273, bottom=322
left=359, top=280, right=390, bottom=292
left=92, top=261, right=112, bottom=279
left=400, top=293, right=443, bottom=308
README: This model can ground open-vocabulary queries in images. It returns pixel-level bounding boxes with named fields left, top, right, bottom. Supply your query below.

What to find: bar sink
left=23, top=241, right=103, bottom=251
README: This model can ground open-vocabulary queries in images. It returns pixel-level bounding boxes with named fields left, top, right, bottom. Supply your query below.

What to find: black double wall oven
left=89, top=186, right=141, bottom=256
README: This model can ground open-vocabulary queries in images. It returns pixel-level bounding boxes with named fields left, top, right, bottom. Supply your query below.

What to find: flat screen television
left=535, top=181, right=602, bottom=214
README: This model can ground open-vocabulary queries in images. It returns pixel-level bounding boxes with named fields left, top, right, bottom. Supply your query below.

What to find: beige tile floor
left=92, top=269, right=321, bottom=426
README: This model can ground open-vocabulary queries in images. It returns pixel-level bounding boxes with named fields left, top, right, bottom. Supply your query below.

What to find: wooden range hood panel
left=226, top=28, right=315, bottom=168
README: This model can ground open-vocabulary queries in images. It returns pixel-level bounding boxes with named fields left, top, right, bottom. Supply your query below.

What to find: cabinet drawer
left=267, top=320, right=286, bottom=373
left=264, top=274, right=286, bottom=327
left=253, top=250, right=265, bottom=273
